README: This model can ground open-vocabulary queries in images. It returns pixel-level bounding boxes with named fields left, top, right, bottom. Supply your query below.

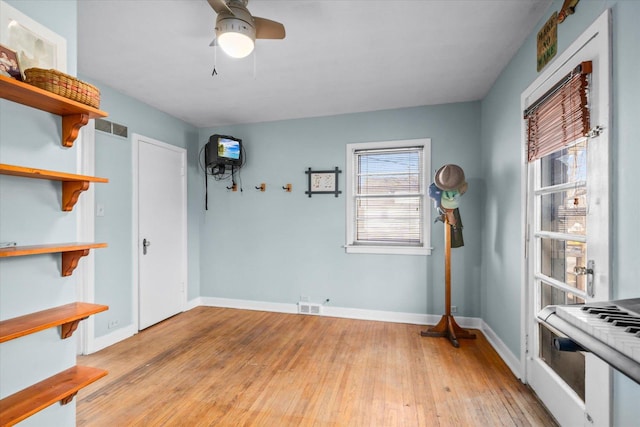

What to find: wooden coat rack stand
left=421, top=211, right=476, bottom=347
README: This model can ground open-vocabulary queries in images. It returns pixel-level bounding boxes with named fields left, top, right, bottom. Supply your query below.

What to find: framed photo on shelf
left=305, top=167, right=342, bottom=198
left=0, top=0, right=67, bottom=75
left=0, top=43, right=22, bottom=80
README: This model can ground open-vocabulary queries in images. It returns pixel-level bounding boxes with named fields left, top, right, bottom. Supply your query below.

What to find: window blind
left=525, top=61, right=592, bottom=162
left=354, top=147, right=423, bottom=245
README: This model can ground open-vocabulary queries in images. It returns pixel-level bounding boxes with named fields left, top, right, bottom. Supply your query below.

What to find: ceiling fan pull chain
left=212, top=46, right=218, bottom=76
left=253, top=49, right=257, bottom=79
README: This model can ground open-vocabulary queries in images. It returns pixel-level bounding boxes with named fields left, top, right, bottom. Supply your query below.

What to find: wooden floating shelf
left=0, top=302, right=108, bottom=343
left=0, top=164, right=108, bottom=211
left=0, top=365, right=107, bottom=427
left=0, top=75, right=108, bottom=147
left=0, top=242, right=107, bottom=277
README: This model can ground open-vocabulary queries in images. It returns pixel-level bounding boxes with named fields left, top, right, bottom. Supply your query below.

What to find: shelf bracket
left=60, top=318, right=87, bottom=339
left=60, top=392, right=77, bottom=405
left=61, top=113, right=89, bottom=147
left=61, top=249, right=90, bottom=277
left=62, top=180, right=90, bottom=211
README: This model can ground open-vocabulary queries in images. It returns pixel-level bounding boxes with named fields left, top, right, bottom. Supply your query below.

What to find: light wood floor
left=77, top=307, right=556, bottom=426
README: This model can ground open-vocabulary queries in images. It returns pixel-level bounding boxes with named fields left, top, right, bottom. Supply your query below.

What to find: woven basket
left=24, top=68, right=100, bottom=108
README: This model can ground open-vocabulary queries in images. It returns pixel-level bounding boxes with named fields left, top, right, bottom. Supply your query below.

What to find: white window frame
left=345, top=138, right=431, bottom=256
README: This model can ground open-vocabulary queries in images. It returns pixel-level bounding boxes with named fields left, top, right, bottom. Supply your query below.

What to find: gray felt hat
left=434, top=164, right=467, bottom=195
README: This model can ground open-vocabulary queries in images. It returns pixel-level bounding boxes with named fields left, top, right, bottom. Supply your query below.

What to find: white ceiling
left=77, top=0, right=552, bottom=128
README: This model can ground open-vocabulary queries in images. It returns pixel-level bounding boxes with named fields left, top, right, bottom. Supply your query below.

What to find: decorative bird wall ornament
left=558, top=0, right=580, bottom=23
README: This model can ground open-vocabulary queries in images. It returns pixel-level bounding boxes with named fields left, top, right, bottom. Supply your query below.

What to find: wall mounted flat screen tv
left=205, top=134, right=243, bottom=167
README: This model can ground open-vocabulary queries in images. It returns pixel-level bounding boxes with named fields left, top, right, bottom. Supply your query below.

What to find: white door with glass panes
left=523, top=11, right=611, bottom=427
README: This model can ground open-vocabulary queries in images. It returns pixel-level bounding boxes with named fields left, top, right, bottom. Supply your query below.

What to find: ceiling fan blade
left=254, top=17, right=286, bottom=39
left=207, top=0, right=233, bottom=15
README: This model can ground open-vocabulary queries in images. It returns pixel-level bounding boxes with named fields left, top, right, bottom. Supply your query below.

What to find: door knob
left=574, top=259, right=595, bottom=297
left=143, top=238, right=151, bottom=255
left=573, top=266, right=593, bottom=275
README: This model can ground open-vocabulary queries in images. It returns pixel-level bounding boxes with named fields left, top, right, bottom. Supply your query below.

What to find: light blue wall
left=0, top=1, right=79, bottom=425
left=480, top=0, right=640, bottom=425
left=80, top=78, right=200, bottom=337
left=198, top=103, right=483, bottom=316
left=3, top=0, right=637, bottom=424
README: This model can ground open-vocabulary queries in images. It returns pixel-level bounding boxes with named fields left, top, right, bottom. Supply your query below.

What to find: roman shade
left=524, top=61, right=592, bottom=162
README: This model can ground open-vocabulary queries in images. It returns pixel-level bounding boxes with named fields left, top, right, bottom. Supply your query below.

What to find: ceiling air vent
left=95, top=118, right=128, bottom=138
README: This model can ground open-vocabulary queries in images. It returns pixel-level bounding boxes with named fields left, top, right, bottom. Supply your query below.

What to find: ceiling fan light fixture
left=217, top=31, right=255, bottom=58
left=209, top=0, right=284, bottom=59
left=215, top=8, right=256, bottom=59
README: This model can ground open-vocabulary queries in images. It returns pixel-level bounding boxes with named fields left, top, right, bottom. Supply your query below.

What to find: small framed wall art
left=0, top=0, right=67, bottom=74
left=305, top=167, right=342, bottom=197
left=0, top=43, right=22, bottom=80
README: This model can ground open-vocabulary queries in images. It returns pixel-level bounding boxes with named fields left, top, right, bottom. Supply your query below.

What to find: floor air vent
left=298, top=302, right=322, bottom=315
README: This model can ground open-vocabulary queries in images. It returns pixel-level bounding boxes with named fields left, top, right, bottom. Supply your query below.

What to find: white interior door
left=522, top=11, right=611, bottom=427
left=137, top=135, right=187, bottom=330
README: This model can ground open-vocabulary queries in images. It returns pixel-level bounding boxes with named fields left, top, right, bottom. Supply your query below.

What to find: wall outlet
left=108, top=320, right=119, bottom=329
left=451, top=306, right=458, bottom=313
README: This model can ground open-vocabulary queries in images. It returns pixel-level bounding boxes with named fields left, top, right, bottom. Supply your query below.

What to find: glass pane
left=540, top=140, right=587, bottom=187
left=540, top=281, right=585, bottom=308
left=539, top=283, right=585, bottom=401
left=354, top=147, right=424, bottom=245
left=355, top=197, right=422, bottom=244
left=539, top=324, right=585, bottom=401
left=357, top=150, right=422, bottom=195
left=540, top=190, right=587, bottom=235
left=540, top=238, right=587, bottom=292
left=358, top=172, right=421, bottom=195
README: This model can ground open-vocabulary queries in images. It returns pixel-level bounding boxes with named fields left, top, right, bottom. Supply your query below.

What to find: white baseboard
left=196, top=297, right=299, bottom=314
left=186, top=297, right=202, bottom=311
left=196, top=296, right=484, bottom=329
left=481, top=320, right=523, bottom=379
left=322, top=305, right=484, bottom=328
left=86, top=323, right=137, bottom=354
left=91, top=296, right=523, bottom=381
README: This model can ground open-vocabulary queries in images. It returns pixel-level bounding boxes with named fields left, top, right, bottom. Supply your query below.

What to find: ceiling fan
left=207, top=0, right=286, bottom=59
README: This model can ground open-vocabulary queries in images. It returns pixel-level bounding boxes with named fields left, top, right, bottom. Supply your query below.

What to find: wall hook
left=282, top=184, right=292, bottom=192
left=226, top=183, right=238, bottom=192
left=255, top=183, right=266, bottom=192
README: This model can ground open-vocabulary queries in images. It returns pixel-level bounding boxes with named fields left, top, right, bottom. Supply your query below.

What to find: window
left=345, top=138, right=431, bottom=255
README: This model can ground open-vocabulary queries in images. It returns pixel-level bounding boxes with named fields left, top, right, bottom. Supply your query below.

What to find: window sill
left=344, top=245, right=432, bottom=256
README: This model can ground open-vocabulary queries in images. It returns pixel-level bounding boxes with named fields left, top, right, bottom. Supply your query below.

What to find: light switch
left=96, top=204, right=105, bottom=217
